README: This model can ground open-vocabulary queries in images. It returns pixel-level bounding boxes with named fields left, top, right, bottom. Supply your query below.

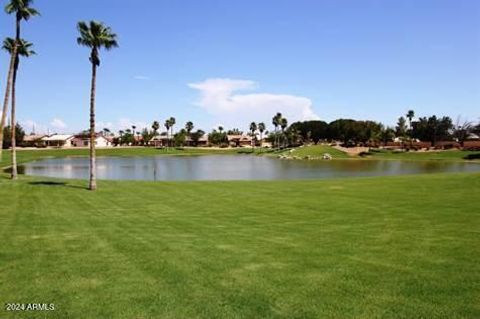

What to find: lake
left=19, top=155, right=480, bottom=181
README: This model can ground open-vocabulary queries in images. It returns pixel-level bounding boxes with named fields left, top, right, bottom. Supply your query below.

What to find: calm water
left=19, top=155, right=480, bottom=181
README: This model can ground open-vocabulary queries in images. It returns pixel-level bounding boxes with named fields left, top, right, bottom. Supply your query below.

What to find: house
left=185, top=135, right=208, bottom=147
left=149, top=135, right=170, bottom=147
left=41, top=134, right=75, bottom=148
left=227, top=135, right=253, bottom=147
left=22, top=134, right=46, bottom=147
left=72, top=133, right=113, bottom=147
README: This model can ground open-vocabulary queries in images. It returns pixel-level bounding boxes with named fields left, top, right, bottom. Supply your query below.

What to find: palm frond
left=2, top=37, right=35, bottom=57
left=77, top=20, right=118, bottom=63
left=5, top=0, right=40, bottom=19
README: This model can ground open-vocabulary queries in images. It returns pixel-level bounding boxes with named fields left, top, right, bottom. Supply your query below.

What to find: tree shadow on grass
left=28, top=181, right=87, bottom=190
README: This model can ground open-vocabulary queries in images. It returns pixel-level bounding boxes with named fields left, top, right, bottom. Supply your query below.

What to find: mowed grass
left=0, top=173, right=479, bottom=318
left=277, top=145, right=480, bottom=162
left=367, top=149, right=480, bottom=161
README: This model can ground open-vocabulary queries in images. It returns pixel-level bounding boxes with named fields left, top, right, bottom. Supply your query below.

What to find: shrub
left=359, top=151, right=372, bottom=157
left=464, top=153, right=480, bottom=160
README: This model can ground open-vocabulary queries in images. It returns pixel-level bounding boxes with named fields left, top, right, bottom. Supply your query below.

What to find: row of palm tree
left=272, top=112, right=288, bottom=149
left=0, top=1, right=117, bottom=191
left=249, top=122, right=266, bottom=150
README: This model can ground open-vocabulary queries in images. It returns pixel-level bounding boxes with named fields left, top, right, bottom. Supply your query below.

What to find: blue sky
left=0, top=0, right=479, bottom=134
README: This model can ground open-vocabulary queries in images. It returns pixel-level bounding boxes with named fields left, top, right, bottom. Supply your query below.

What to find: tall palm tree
left=406, top=110, right=415, bottom=148
left=169, top=117, right=176, bottom=147
left=406, top=110, right=415, bottom=131
left=249, top=122, right=257, bottom=150
left=164, top=119, right=171, bottom=148
left=258, top=122, right=266, bottom=148
left=0, top=0, right=39, bottom=161
left=2, top=38, right=35, bottom=179
left=280, top=117, right=288, bottom=148
left=77, top=21, right=118, bottom=191
left=131, top=125, right=136, bottom=145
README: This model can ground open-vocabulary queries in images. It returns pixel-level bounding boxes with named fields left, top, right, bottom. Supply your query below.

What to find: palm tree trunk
left=89, top=60, right=97, bottom=191
left=10, top=59, right=19, bottom=179
left=0, top=46, right=17, bottom=161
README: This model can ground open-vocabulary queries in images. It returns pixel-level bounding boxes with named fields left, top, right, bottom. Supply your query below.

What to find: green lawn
left=0, top=173, right=479, bottom=318
left=276, top=145, right=480, bottom=162
left=277, top=145, right=350, bottom=159
left=367, top=149, right=480, bottom=161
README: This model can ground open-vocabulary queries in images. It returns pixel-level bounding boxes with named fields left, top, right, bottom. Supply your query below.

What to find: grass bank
left=277, top=145, right=480, bottom=162
left=0, top=173, right=479, bottom=318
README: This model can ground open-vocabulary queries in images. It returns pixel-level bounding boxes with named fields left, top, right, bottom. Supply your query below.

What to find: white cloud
left=50, top=118, right=67, bottom=131
left=188, top=78, right=319, bottom=129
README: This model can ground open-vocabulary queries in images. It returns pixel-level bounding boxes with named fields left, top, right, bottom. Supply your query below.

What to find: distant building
left=22, top=134, right=47, bottom=147
left=41, top=134, right=75, bottom=148
left=185, top=135, right=208, bottom=147
left=72, top=134, right=113, bottom=147
left=227, top=135, right=252, bottom=147
left=149, top=135, right=170, bottom=147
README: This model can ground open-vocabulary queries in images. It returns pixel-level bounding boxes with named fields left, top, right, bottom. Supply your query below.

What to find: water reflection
left=18, top=155, right=480, bottom=181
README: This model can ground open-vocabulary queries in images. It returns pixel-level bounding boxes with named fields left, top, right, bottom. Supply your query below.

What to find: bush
left=358, top=151, right=372, bottom=157
left=464, top=153, right=480, bottom=160
left=369, top=148, right=387, bottom=153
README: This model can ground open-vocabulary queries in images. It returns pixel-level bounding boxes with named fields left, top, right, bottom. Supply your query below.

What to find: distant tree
left=272, top=112, right=282, bottom=149
left=249, top=122, right=257, bottom=149
left=280, top=117, right=288, bottom=148
left=258, top=122, right=266, bottom=147
left=169, top=117, right=176, bottom=143
left=185, top=121, right=194, bottom=135
left=208, top=129, right=228, bottom=146
left=380, top=126, right=395, bottom=146
left=151, top=121, right=160, bottom=136
left=412, top=115, right=453, bottom=146
left=453, top=118, right=473, bottom=147
left=396, top=116, right=408, bottom=139
left=164, top=119, right=171, bottom=148
left=141, top=128, right=153, bottom=146
left=2, top=122, right=24, bottom=149
left=218, top=126, right=224, bottom=133
left=77, top=20, right=118, bottom=190
left=290, top=120, right=329, bottom=144
left=406, top=110, right=415, bottom=131
left=227, top=128, right=242, bottom=135
left=327, top=119, right=357, bottom=146
left=190, top=129, right=205, bottom=146
left=174, top=129, right=187, bottom=147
